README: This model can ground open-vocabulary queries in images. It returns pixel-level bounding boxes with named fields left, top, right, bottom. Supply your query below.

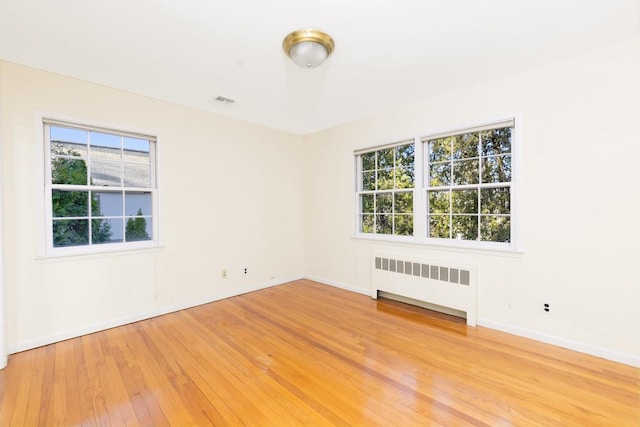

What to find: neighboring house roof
left=51, top=140, right=151, bottom=188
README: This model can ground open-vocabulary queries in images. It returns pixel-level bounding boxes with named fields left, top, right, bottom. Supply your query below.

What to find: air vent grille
left=213, top=95, right=237, bottom=105
left=374, top=256, right=470, bottom=286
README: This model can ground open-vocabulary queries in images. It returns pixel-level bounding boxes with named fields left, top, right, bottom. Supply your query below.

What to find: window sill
left=352, top=234, right=523, bottom=258
left=36, top=244, right=165, bottom=263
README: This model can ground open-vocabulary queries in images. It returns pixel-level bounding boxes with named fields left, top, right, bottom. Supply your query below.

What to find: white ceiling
left=1, top=0, right=638, bottom=135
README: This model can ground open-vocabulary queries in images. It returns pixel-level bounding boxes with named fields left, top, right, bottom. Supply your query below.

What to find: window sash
left=355, top=119, right=516, bottom=250
left=44, top=121, right=157, bottom=253
left=356, top=141, right=417, bottom=237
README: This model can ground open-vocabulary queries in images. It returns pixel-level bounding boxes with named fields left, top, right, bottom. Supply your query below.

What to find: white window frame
left=40, top=117, right=159, bottom=256
left=354, top=140, right=422, bottom=243
left=354, top=118, right=520, bottom=253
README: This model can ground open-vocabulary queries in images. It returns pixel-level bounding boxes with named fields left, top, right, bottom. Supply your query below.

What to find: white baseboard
left=306, top=276, right=640, bottom=368
left=10, top=275, right=638, bottom=369
left=8, top=275, right=303, bottom=355
left=478, top=318, right=640, bottom=368
left=304, top=275, right=370, bottom=295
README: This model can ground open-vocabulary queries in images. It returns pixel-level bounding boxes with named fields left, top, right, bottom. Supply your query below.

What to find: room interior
left=0, top=0, right=639, bottom=424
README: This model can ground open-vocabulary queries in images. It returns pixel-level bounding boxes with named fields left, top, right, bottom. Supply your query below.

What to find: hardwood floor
left=0, top=279, right=638, bottom=426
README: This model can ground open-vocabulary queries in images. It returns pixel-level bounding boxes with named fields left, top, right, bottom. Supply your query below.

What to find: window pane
left=394, top=167, right=414, bottom=189
left=395, top=144, right=414, bottom=167
left=51, top=140, right=87, bottom=158
left=91, top=160, right=122, bottom=186
left=125, top=216, right=152, bottom=242
left=452, top=189, right=478, bottom=214
left=394, top=192, right=413, bottom=213
left=378, top=148, right=394, bottom=168
left=376, top=214, right=392, bottom=234
left=125, top=192, right=152, bottom=216
left=394, top=215, right=413, bottom=236
left=361, top=214, right=374, bottom=233
left=428, top=190, right=450, bottom=214
left=452, top=159, right=479, bottom=185
left=482, top=155, right=511, bottom=183
left=481, top=187, right=510, bottom=214
left=124, top=137, right=150, bottom=159
left=92, top=191, right=123, bottom=216
left=50, top=126, right=86, bottom=145
left=452, top=215, right=478, bottom=240
left=429, top=162, right=451, bottom=187
left=53, top=219, right=89, bottom=247
left=52, top=190, right=88, bottom=217
left=481, top=216, right=511, bottom=242
left=452, top=133, right=478, bottom=160
left=377, top=168, right=393, bottom=190
left=362, top=171, right=376, bottom=191
left=429, top=215, right=450, bottom=238
left=362, top=152, right=375, bottom=171
left=90, top=146, right=121, bottom=162
left=124, top=162, right=151, bottom=187
left=90, top=131, right=121, bottom=149
left=92, top=218, right=122, bottom=244
left=481, top=127, right=511, bottom=156
left=90, top=132, right=121, bottom=162
left=361, top=194, right=374, bottom=213
left=51, top=157, right=87, bottom=185
left=375, top=194, right=392, bottom=214
left=429, top=137, right=451, bottom=163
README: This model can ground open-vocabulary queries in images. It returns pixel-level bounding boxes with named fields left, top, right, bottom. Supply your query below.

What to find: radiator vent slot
left=374, top=256, right=470, bottom=286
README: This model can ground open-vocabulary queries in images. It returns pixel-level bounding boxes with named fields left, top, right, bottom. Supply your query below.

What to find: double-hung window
left=355, top=119, right=516, bottom=250
left=356, top=142, right=415, bottom=238
left=44, top=120, right=157, bottom=254
left=425, top=121, right=513, bottom=243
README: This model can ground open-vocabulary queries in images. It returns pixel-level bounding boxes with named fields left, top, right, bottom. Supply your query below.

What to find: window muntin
left=45, top=121, right=156, bottom=252
left=425, top=125, right=512, bottom=243
left=357, top=142, right=415, bottom=236
left=354, top=119, right=516, bottom=250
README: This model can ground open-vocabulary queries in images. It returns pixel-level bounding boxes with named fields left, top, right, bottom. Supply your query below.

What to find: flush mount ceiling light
left=282, top=29, right=335, bottom=69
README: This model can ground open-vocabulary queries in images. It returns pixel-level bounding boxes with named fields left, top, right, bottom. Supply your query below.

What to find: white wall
left=0, top=70, right=6, bottom=367
left=0, top=61, right=305, bottom=353
left=303, top=37, right=640, bottom=366
left=2, top=37, right=639, bottom=368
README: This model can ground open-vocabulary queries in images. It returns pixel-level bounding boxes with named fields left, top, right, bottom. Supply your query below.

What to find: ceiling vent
left=212, top=95, right=237, bottom=105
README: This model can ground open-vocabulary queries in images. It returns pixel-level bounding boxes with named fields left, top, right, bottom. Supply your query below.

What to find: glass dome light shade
left=288, top=41, right=328, bottom=68
left=283, top=29, right=335, bottom=69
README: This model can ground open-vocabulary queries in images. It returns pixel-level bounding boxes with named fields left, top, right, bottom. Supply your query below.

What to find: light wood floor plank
left=0, top=279, right=637, bottom=426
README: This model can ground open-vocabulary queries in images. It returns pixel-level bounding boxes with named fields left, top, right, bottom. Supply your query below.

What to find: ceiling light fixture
left=282, top=29, right=335, bottom=69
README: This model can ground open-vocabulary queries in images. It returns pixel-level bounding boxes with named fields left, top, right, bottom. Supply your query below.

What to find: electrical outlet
left=543, top=303, right=550, bottom=313
left=243, top=268, right=247, bottom=275
left=222, top=269, right=228, bottom=279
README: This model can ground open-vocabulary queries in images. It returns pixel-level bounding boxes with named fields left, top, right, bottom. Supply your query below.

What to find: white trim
left=8, top=275, right=303, bottom=355
left=478, top=318, right=640, bottom=368
left=37, top=112, right=160, bottom=256
left=354, top=115, right=522, bottom=253
left=353, top=138, right=415, bottom=156
left=43, top=117, right=156, bottom=142
left=421, top=118, right=515, bottom=141
left=0, top=68, right=6, bottom=368
left=304, top=275, right=370, bottom=295
left=308, top=278, right=637, bottom=367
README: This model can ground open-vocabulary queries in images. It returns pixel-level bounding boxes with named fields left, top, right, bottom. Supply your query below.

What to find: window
left=425, top=123, right=512, bottom=243
left=356, top=142, right=415, bottom=237
left=355, top=119, right=516, bottom=250
left=44, top=120, right=157, bottom=253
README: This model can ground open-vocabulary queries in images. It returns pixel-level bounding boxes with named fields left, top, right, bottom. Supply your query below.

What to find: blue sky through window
left=50, top=126, right=150, bottom=153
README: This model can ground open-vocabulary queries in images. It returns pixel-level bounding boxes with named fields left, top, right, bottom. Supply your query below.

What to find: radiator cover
left=371, top=254, right=477, bottom=326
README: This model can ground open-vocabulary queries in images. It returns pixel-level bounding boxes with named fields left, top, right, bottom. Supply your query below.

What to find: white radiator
left=371, top=254, right=477, bottom=326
